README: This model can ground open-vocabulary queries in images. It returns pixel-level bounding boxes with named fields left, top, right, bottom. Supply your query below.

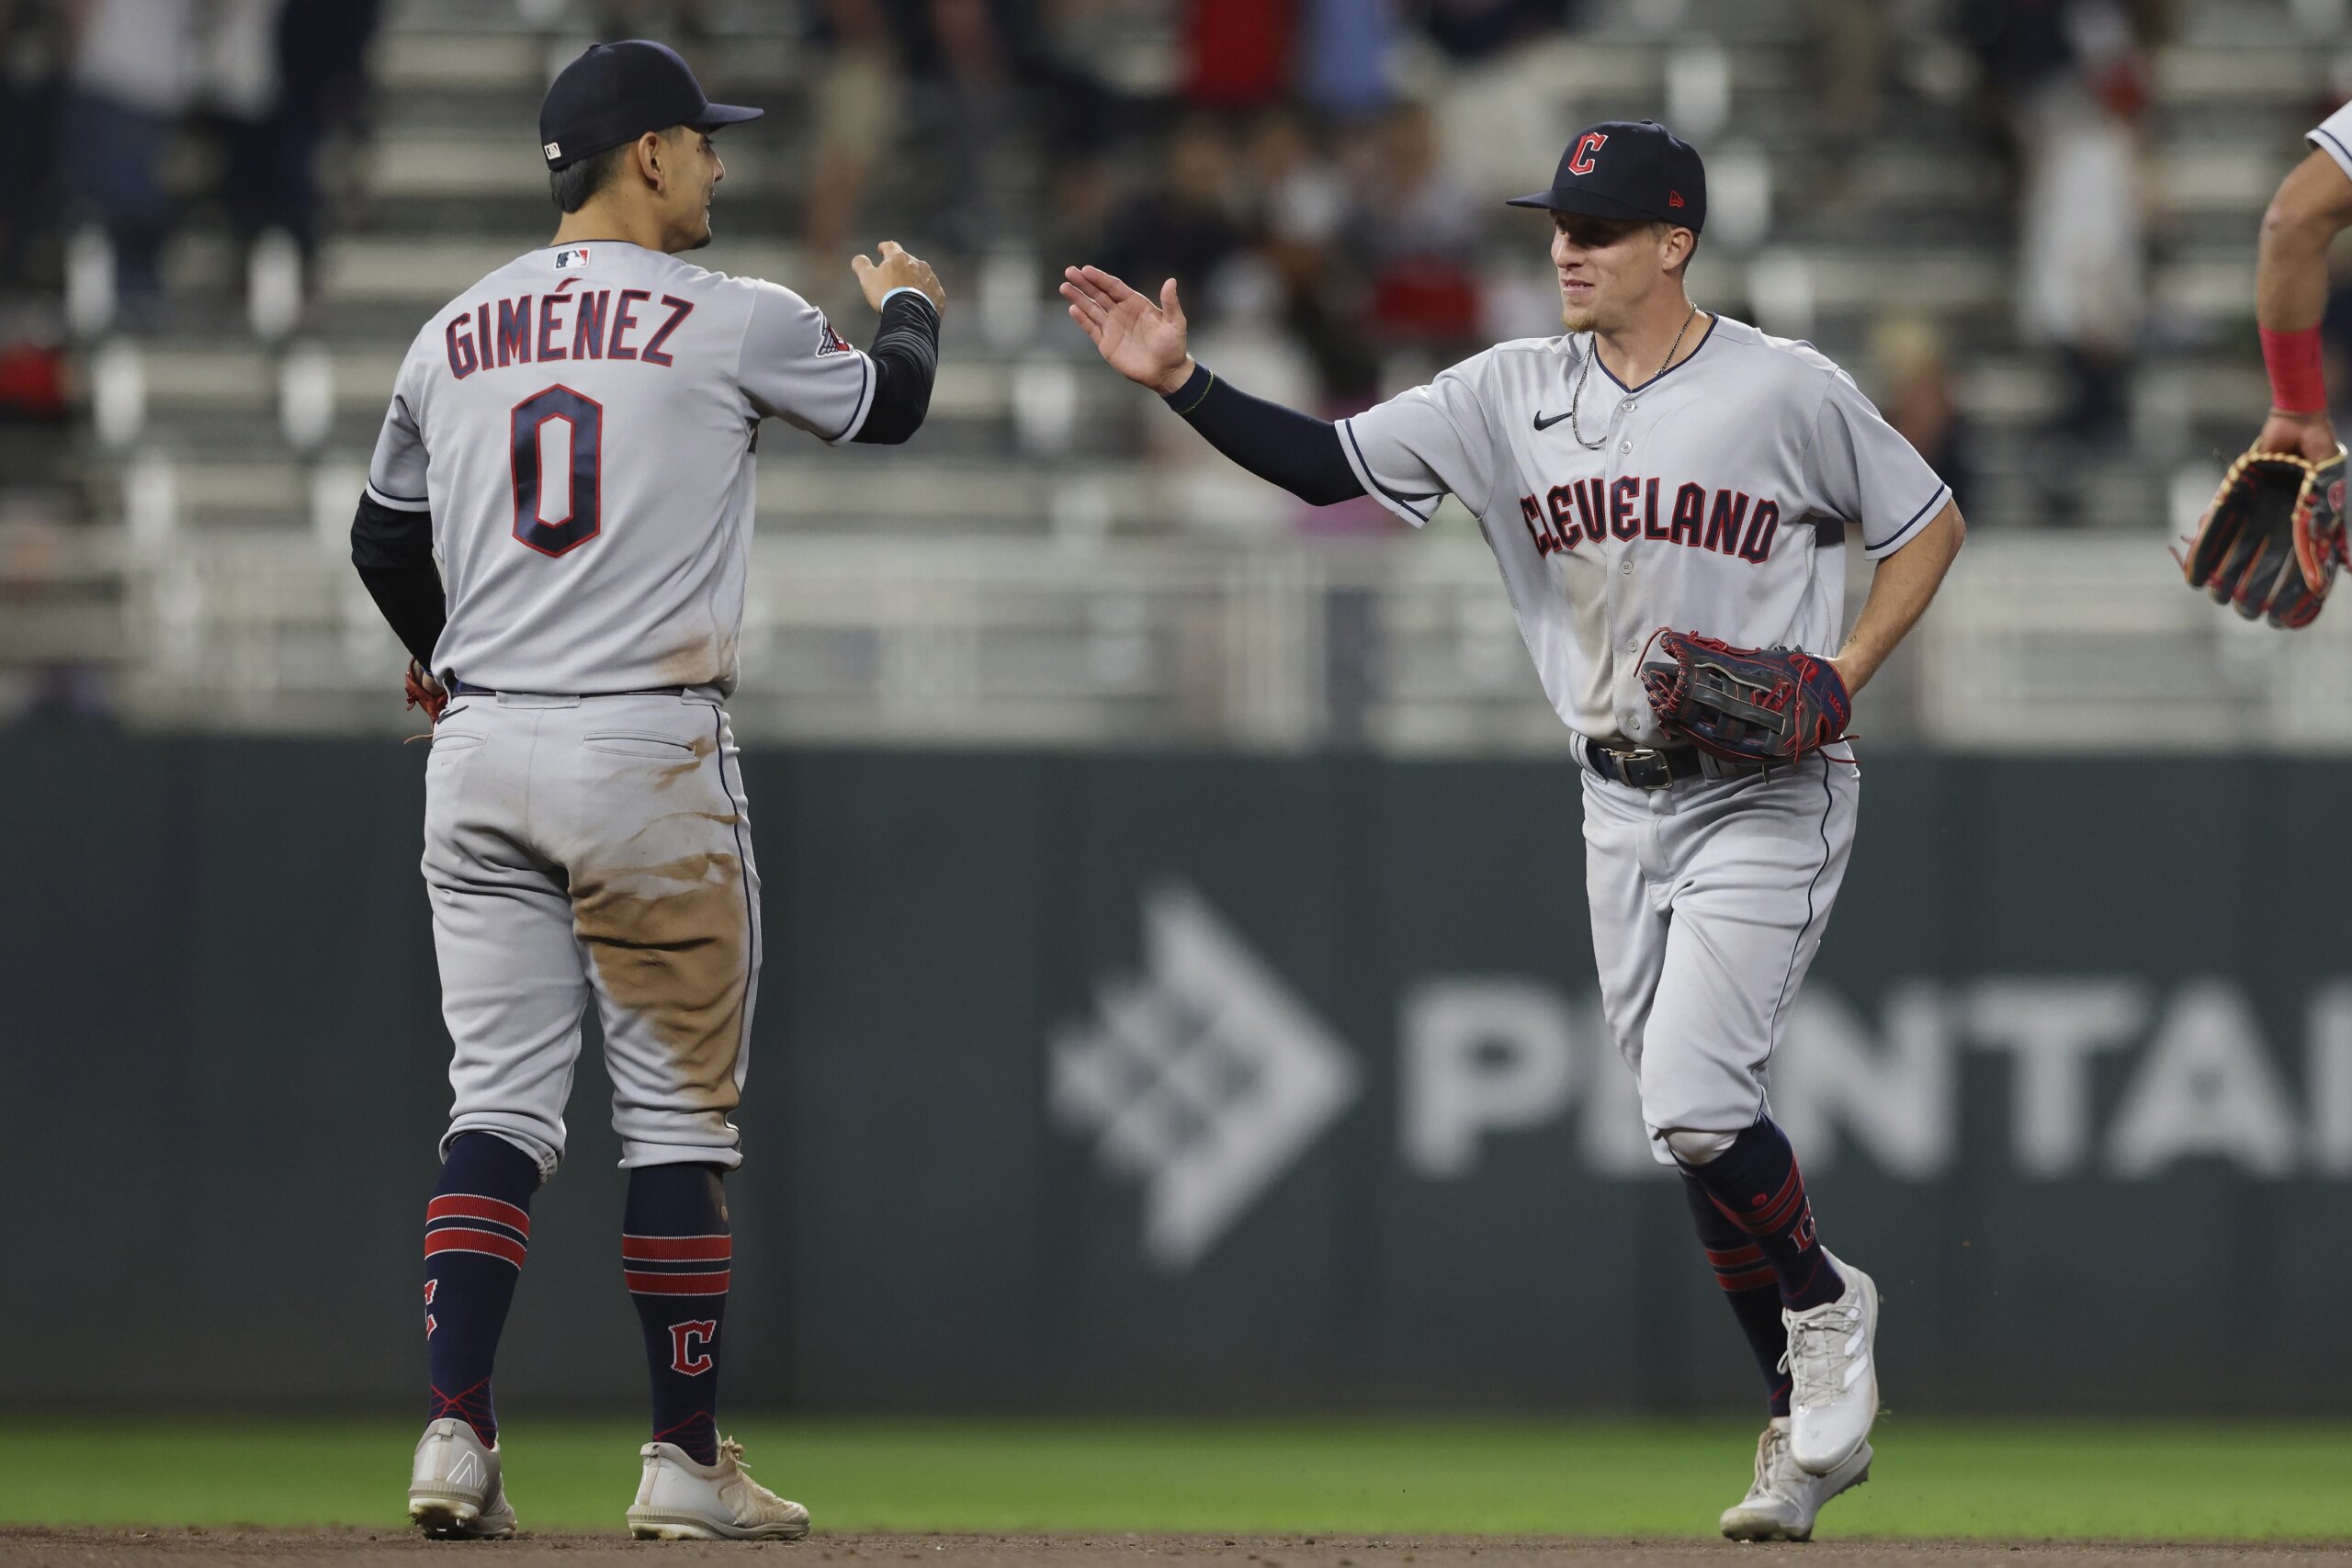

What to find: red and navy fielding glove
left=2180, top=444, right=2347, bottom=629
left=1639, top=629, right=1851, bottom=765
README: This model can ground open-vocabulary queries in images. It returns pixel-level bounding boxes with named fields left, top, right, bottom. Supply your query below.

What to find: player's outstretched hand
left=1060, top=265, right=1193, bottom=395
left=851, top=241, right=945, bottom=314
left=2255, top=407, right=2342, bottom=463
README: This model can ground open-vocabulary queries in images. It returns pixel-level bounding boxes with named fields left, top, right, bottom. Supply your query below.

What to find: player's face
left=1550, top=213, right=1669, bottom=333
left=662, top=130, right=726, bottom=252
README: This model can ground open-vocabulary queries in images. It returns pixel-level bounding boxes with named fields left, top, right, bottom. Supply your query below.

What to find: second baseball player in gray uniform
left=349, top=40, right=944, bottom=1542
left=1064, top=121, right=1964, bottom=1540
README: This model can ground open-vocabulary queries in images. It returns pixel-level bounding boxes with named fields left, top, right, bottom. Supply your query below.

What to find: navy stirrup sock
left=1677, top=1118, right=1845, bottom=1313
left=1679, top=1169, right=1792, bottom=1416
left=624, top=1164, right=732, bottom=1465
left=423, top=1133, right=539, bottom=1446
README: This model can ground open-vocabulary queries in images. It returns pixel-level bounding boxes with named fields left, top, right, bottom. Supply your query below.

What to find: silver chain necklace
left=1567, top=302, right=1701, bottom=450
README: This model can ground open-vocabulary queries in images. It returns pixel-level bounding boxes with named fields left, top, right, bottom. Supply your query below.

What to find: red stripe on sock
left=626, top=1269, right=731, bottom=1294
left=622, top=1234, right=732, bottom=1262
left=429, top=1194, right=531, bottom=1236
left=1704, top=1244, right=1767, bottom=1268
left=1713, top=1265, right=1779, bottom=1292
left=1746, top=1168, right=1805, bottom=1235
left=425, top=1227, right=527, bottom=1267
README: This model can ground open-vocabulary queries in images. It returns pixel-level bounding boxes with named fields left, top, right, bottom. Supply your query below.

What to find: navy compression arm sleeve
left=1159, top=362, right=1366, bottom=506
left=350, top=493, right=447, bottom=669
left=852, top=290, right=941, bottom=446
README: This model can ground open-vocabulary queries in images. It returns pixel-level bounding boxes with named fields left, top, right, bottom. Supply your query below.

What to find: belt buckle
left=1602, top=744, right=1673, bottom=791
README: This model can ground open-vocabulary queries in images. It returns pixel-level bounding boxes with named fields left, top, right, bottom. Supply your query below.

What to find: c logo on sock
left=670, top=1320, right=718, bottom=1376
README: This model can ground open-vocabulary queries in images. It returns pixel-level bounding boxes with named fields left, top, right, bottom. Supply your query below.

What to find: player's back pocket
left=581, top=732, right=700, bottom=760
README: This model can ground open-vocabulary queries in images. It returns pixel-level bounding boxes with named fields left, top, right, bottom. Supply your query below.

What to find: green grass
left=6, top=1416, right=2352, bottom=1540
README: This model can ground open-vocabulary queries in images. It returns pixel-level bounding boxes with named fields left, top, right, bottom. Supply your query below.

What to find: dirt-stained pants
left=422, top=688, right=760, bottom=1179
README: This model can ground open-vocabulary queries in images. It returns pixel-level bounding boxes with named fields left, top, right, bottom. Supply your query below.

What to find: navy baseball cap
left=1507, top=120, right=1706, bottom=232
left=538, top=39, right=762, bottom=172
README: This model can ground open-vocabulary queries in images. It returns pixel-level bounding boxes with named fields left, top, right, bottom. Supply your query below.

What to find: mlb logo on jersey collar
left=554, top=247, right=593, bottom=273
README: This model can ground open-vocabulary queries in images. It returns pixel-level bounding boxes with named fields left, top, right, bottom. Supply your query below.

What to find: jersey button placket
left=1606, top=409, right=1639, bottom=723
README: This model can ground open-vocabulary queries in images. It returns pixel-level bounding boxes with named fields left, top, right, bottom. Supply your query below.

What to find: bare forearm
left=1835, top=502, right=1964, bottom=694
left=2257, top=152, right=2352, bottom=332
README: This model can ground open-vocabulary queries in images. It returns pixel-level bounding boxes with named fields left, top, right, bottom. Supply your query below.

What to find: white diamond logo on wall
left=1050, top=880, right=1362, bottom=1272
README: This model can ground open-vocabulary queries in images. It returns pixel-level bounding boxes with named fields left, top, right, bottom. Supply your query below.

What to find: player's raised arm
left=1059, top=264, right=1367, bottom=505
left=2180, top=104, right=2352, bottom=626
left=2254, top=147, right=2352, bottom=461
left=842, top=240, right=945, bottom=446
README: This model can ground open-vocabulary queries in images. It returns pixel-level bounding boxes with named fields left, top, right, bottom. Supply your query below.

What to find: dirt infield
left=7, top=1532, right=2352, bottom=1568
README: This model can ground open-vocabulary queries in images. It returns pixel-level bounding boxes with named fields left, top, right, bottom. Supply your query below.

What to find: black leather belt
left=1585, top=739, right=1760, bottom=790
left=443, top=679, right=699, bottom=700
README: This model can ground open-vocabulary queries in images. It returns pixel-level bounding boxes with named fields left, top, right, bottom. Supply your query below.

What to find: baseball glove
left=1639, top=630, right=1851, bottom=766
left=2181, top=444, right=2347, bottom=628
left=403, top=660, right=447, bottom=725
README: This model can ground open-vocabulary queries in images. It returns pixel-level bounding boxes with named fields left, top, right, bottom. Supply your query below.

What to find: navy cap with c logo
left=538, top=39, right=763, bottom=172
left=1506, top=120, right=1706, bottom=232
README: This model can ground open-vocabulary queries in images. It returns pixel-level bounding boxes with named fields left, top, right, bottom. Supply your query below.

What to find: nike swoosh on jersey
left=1532, top=410, right=1572, bottom=432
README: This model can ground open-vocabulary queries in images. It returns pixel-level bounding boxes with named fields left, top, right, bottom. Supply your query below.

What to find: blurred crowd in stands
left=4, top=0, right=2351, bottom=542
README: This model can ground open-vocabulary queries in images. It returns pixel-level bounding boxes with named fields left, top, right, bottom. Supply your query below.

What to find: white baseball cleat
left=408, top=1417, right=519, bottom=1539
left=627, top=1436, right=812, bottom=1540
left=1720, top=1418, right=1871, bottom=1541
left=1782, top=1248, right=1880, bottom=1474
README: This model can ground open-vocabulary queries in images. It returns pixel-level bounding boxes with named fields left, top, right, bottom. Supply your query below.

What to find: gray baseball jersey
left=367, top=240, right=879, bottom=695
left=2312, top=99, right=2352, bottom=183
left=1336, top=314, right=1948, bottom=744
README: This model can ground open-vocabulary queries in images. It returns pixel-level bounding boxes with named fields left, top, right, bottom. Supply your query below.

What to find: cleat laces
left=1747, top=1424, right=1800, bottom=1505
left=713, top=1437, right=797, bottom=1521
left=1779, top=1298, right=1864, bottom=1409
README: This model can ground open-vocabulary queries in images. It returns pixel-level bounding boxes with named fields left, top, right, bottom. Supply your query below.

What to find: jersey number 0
left=510, top=385, right=605, bottom=557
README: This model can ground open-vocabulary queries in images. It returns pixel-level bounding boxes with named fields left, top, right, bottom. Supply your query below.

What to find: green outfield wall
left=2, top=735, right=2345, bottom=1414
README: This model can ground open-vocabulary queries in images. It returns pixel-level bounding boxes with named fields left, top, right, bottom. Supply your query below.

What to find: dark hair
left=549, top=142, right=632, bottom=213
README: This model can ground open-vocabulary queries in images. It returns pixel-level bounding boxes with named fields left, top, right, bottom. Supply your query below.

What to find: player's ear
left=636, top=130, right=668, bottom=191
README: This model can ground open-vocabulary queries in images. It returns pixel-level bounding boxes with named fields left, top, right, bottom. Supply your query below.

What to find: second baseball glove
left=2181, top=444, right=2347, bottom=628
left=1639, top=630, right=1851, bottom=766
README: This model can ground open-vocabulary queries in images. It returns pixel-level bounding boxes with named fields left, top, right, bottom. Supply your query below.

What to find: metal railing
left=19, top=528, right=2335, bottom=752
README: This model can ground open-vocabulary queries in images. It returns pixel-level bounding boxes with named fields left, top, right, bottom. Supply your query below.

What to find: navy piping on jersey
left=828, top=352, right=874, bottom=444
left=1340, top=420, right=1440, bottom=522
left=366, top=480, right=432, bottom=513
left=1867, top=481, right=1950, bottom=559
left=2312, top=125, right=2351, bottom=169
left=1589, top=311, right=1721, bottom=396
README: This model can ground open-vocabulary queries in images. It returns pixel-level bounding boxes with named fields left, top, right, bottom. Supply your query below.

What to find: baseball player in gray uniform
left=1063, top=121, right=1964, bottom=1540
left=349, top=40, right=944, bottom=1540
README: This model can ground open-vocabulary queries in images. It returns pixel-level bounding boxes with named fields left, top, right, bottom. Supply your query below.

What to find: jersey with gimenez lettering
left=367, top=240, right=876, bottom=694
left=1337, top=314, right=1947, bottom=746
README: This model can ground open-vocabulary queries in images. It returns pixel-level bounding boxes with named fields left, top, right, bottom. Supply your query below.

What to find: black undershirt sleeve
left=349, top=493, right=447, bottom=670
left=852, top=290, right=942, bottom=446
left=1159, top=362, right=1366, bottom=506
